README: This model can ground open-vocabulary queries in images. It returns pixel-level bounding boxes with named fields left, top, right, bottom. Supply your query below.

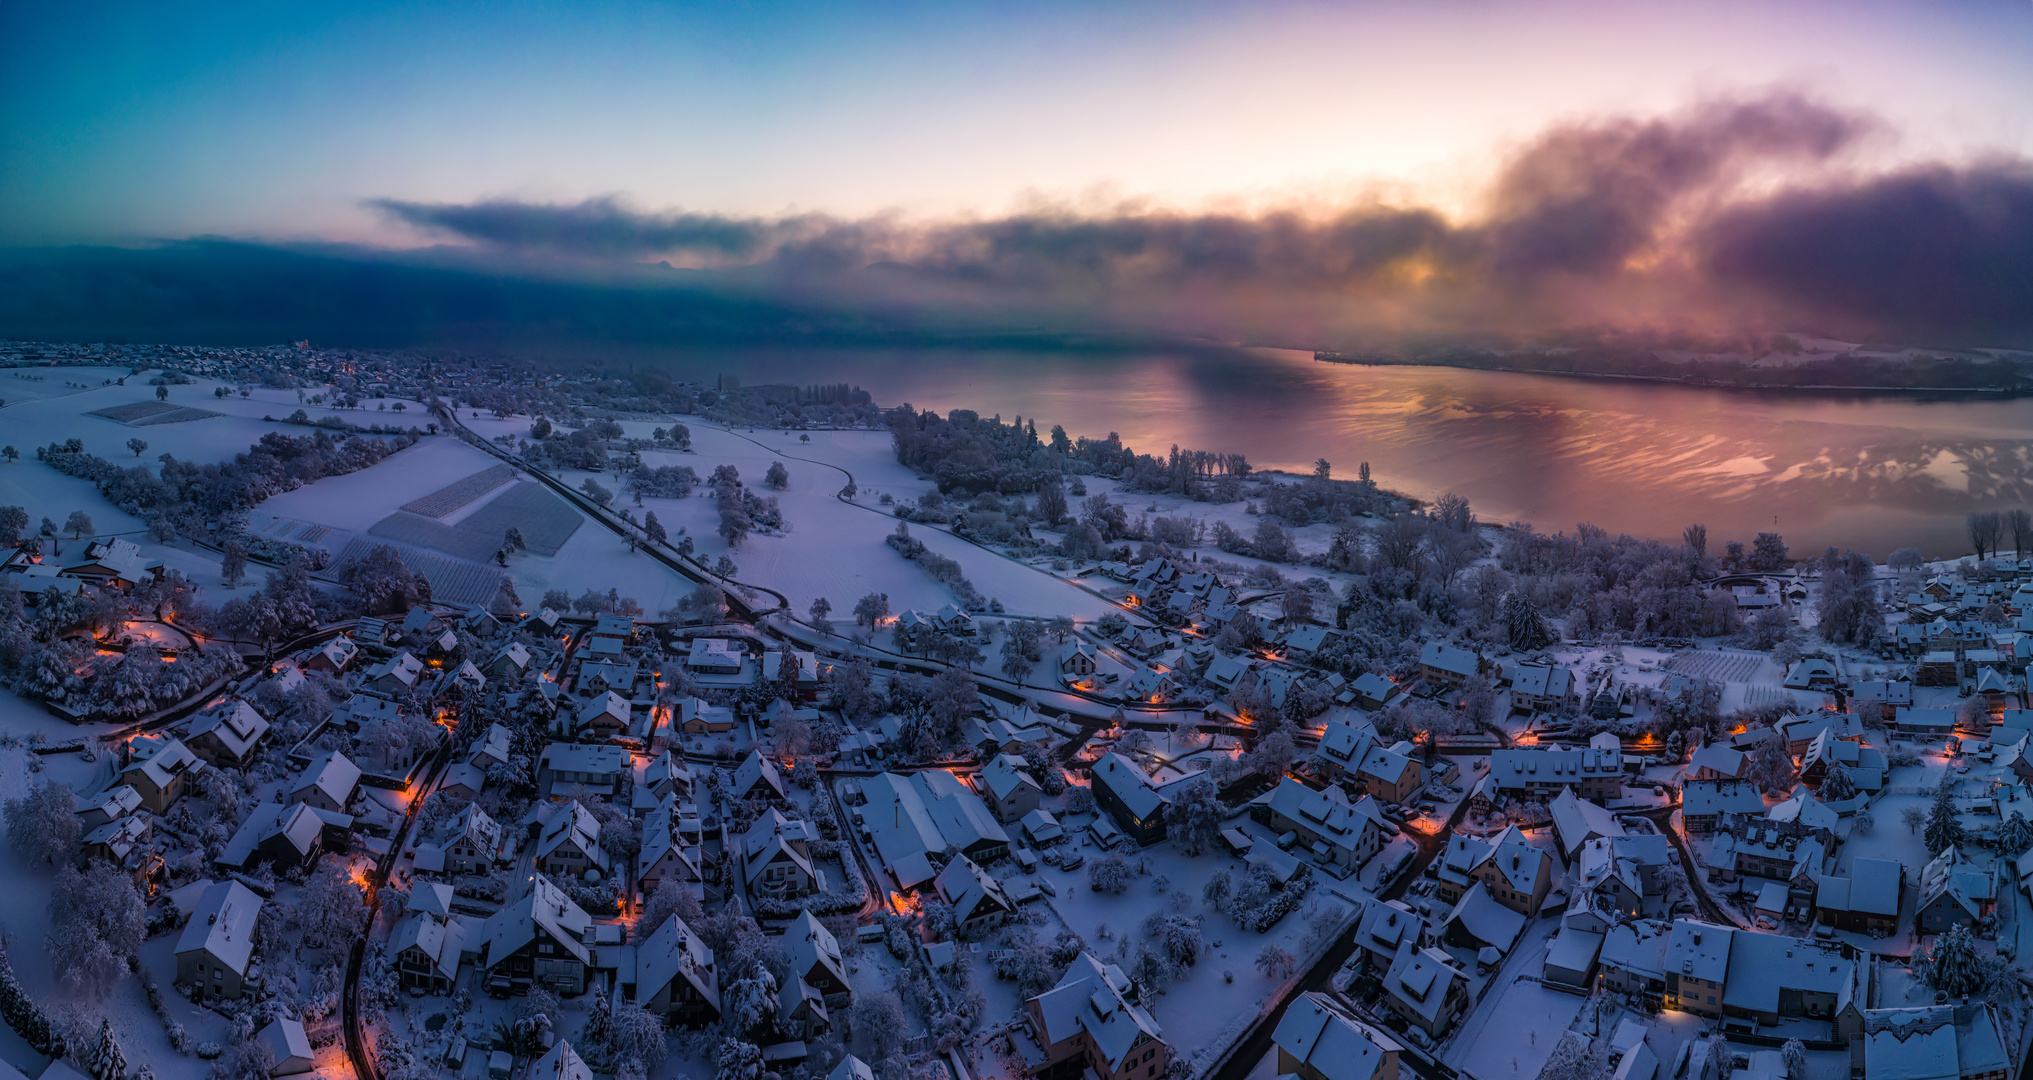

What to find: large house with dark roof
left=1023, top=952, right=1172, bottom=1080
left=1089, top=753, right=1167, bottom=846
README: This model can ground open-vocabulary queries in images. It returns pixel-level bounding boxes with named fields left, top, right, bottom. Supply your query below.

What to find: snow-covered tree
left=1747, top=735, right=1796, bottom=794
left=848, top=994, right=907, bottom=1059
left=1924, top=780, right=1966, bottom=856
left=606, top=999, right=668, bottom=1067
left=1819, top=764, right=1858, bottom=802
left=1253, top=943, right=1296, bottom=980
left=5, top=778, right=80, bottom=866
left=1169, top=778, right=1227, bottom=857
left=292, top=861, right=367, bottom=949
left=1539, top=1033, right=1612, bottom=1080
left=764, top=461, right=789, bottom=490
left=1779, top=1038, right=1807, bottom=1079
left=1087, top=853, right=1131, bottom=895
left=1502, top=590, right=1553, bottom=651
left=1853, top=808, right=1875, bottom=836
left=47, top=865, right=146, bottom=997
left=852, top=592, right=890, bottom=630
left=2000, top=811, right=2033, bottom=856
left=89, top=1018, right=125, bottom=1080
left=715, top=1039, right=762, bottom=1080
left=1920, top=924, right=1984, bottom=996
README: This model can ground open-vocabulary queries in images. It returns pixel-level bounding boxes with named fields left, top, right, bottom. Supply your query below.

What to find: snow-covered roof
left=981, top=753, right=1042, bottom=802
left=531, top=1041, right=594, bottom=1080
left=636, top=912, right=719, bottom=1014
left=1664, top=920, right=1732, bottom=984
left=1381, top=947, right=1465, bottom=1025
left=256, top=1017, right=315, bottom=1073
left=1419, top=642, right=1478, bottom=678
left=733, top=750, right=785, bottom=800
left=1549, top=788, right=1625, bottom=857
left=482, top=875, right=592, bottom=969
left=174, top=880, right=263, bottom=975
left=1442, top=882, right=1527, bottom=950
left=861, top=770, right=1008, bottom=879
left=1272, top=991, right=1400, bottom=1080
left=185, top=699, right=270, bottom=759
left=935, top=853, right=1014, bottom=925
left=1091, top=753, right=1164, bottom=820
left=1029, top=952, right=1164, bottom=1071
left=291, top=750, right=361, bottom=807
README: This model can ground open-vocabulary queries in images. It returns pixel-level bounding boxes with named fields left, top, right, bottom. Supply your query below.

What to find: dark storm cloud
left=1698, top=161, right=2033, bottom=339
left=8, top=93, right=2033, bottom=351
left=372, top=196, right=801, bottom=259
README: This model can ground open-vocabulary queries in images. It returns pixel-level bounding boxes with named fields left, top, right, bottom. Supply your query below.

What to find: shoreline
left=1312, top=352, right=2033, bottom=399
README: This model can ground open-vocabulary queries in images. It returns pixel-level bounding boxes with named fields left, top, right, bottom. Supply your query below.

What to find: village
left=0, top=341, right=2029, bottom=1080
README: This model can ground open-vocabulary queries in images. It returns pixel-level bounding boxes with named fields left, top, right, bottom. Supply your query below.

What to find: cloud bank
left=6, top=92, right=2033, bottom=351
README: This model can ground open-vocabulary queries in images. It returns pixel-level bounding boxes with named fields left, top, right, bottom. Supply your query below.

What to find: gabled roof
left=981, top=753, right=1043, bottom=802
left=637, top=912, right=719, bottom=1013
left=783, top=910, right=846, bottom=989
left=861, top=770, right=1009, bottom=878
left=174, top=880, right=262, bottom=975
left=1272, top=991, right=1400, bottom=1080
left=531, top=1042, right=594, bottom=1080
left=578, top=690, right=631, bottom=728
left=733, top=750, right=785, bottom=799
left=1381, top=947, right=1465, bottom=1024
left=1419, top=642, right=1478, bottom=677
left=291, top=750, right=361, bottom=807
left=1442, top=882, right=1527, bottom=949
left=1549, top=788, right=1625, bottom=857
left=1091, top=753, right=1164, bottom=820
left=1028, top=953, right=1164, bottom=1070
left=935, top=853, right=1014, bottom=925
left=1664, top=920, right=1733, bottom=984
left=390, top=908, right=464, bottom=979
left=536, top=800, right=606, bottom=870
left=482, top=875, right=592, bottom=969
left=185, top=700, right=270, bottom=759
left=123, top=735, right=199, bottom=790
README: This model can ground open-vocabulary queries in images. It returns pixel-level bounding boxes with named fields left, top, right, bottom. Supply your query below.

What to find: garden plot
left=399, top=463, right=516, bottom=517
left=450, top=481, right=583, bottom=555
left=87, top=400, right=222, bottom=425
left=256, top=437, right=507, bottom=534
left=367, top=511, right=504, bottom=562
left=1663, top=650, right=1768, bottom=682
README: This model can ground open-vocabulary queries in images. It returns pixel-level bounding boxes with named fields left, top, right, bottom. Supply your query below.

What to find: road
left=340, top=727, right=459, bottom=1080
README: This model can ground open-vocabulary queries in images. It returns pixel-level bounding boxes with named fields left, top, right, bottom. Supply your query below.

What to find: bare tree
left=1682, top=523, right=1708, bottom=559
left=2010, top=509, right=2033, bottom=558
left=1969, top=510, right=2005, bottom=561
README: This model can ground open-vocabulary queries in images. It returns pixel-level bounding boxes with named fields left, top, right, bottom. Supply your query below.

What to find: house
left=82, top=815, right=152, bottom=870
left=1688, top=742, right=1749, bottom=782
left=1352, top=898, right=1428, bottom=975
left=182, top=700, right=270, bottom=766
left=1918, top=846, right=1996, bottom=933
left=1506, top=662, right=1574, bottom=713
left=1720, top=932, right=1855, bottom=1026
left=1272, top=991, right=1401, bottom=1080
left=1860, top=1005, right=2010, bottom=1080
left=1473, top=827, right=1555, bottom=915
left=675, top=697, right=735, bottom=735
left=1597, top=919, right=1672, bottom=1008
left=1706, top=817, right=1828, bottom=888
left=255, top=1017, right=316, bottom=1076
left=289, top=750, right=362, bottom=813
left=304, top=635, right=358, bottom=673
left=1783, top=659, right=1842, bottom=690
left=479, top=875, right=594, bottom=996
left=1061, top=641, right=1099, bottom=678
left=1549, top=787, right=1626, bottom=861
left=175, top=880, right=263, bottom=1001
left=440, top=804, right=503, bottom=875
left=1024, top=952, right=1172, bottom=1080
left=537, top=742, right=629, bottom=799
left=592, top=612, right=635, bottom=641
left=535, top=800, right=609, bottom=881
left=60, top=537, right=161, bottom=586
left=779, top=974, right=831, bottom=1041
left=1565, top=835, right=1675, bottom=933
left=686, top=637, right=745, bottom=675
left=1544, top=927, right=1606, bottom=989
left=1815, top=858, right=1904, bottom=934
left=739, top=809, right=818, bottom=898
left=632, top=913, right=721, bottom=1027
left=980, top=753, right=1045, bottom=823
left=637, top=816, right=701, bottom=900
left=1089, top=753, right=1168, bottom=846
left=1897, top=707, right=1959, bottom=737
left=525, top=607, right=564, bottom=635
left=1681, top=780, right=1766, bottom=834
left=366, top=651, right=425, bottom=695
left=1379, top=947, right=1471, bottom=1037
left=1849, top=678, right=1914, bottom=722
left=1418, top=642, right=1479, bottom=690
left=574, top=659, right=637, bottom=698
left=861, top=771, right=1010, bottom=888
left=935, top=854, right=1017, bottom=937
left=1349, top=673, right=1403, bottom=711
left=575, top=691, right=632, bottom=740
left=1023, top=809, right=1065, bottom=847
left=219, top=803, right=328, bottom=873
left=469, top=722, right=514, bottom=772
left=486, top=643, right=533, bottom=681
left=1489, top=740, right=1623, bottom=802
left=1440, top=882, right=1528, bottom=952
left=121, top=735, right=199, bottom=814
left=75, top=785, right=142, bottom=831
left=1662, top=921, right=1733, bottom=1018
left=761, top=649, right=821, bottom=701
left=1254, top=778, right=1390, bottom=876
left=732, top=751, right=788, bottom=805
left=782, top=910, right=851, bottom=1009
left=391, top=903, right=466, bottom=994
left=439, top=659, right=488, bottom=697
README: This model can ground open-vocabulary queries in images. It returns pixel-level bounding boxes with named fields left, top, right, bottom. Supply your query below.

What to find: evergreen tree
left=91, top=1018, right=125, bottom=1080
left=1502, top=589, right=1553, bottom=651
left=1819, top=764, right=1857, bottom=802
left=1921, top=924, right=1984, bottom=996
left=1924, top=780, right=1966, bottom=856
left=1999, top=811, right=2033, bottom=856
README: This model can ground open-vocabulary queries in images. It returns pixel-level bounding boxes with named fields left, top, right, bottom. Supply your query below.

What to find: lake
left=636, top=343, right=2033, bottom=559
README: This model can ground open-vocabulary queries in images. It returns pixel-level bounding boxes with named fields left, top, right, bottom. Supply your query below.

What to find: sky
left=4, top=0, right=2033, bottom=350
